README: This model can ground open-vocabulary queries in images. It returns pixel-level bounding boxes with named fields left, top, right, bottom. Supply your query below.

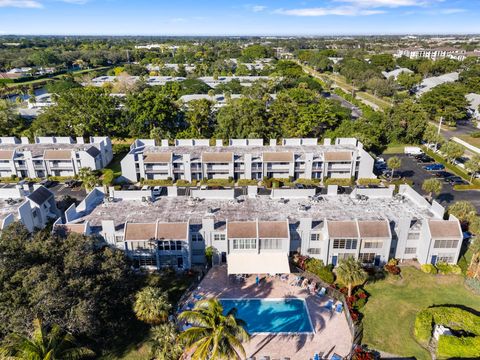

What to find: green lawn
left=382, top=144, right=412, bottom=154
left=362, top=267, right=479, bottom=359
left=458, top=134, right=480, bottom=150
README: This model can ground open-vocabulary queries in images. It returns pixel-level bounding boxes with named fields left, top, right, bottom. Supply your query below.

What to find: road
left=382, top=154, right=480, bottom=212
left=322, top=92, right=362, bottom=119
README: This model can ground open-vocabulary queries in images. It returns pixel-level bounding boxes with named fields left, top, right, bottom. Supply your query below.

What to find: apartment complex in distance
left=55, top=183, right=462, bottom=273
left=0, top=136, right=113, bottom=179
left=395, top=48, right=469, bottom=61
left=120, top=138, right=375, bottom=183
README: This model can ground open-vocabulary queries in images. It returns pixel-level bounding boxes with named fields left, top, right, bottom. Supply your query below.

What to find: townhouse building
left=55, top=183, right=463, bottom=273
left=396, top=48, right=468, bottom=61
left=0, top=184, right=59, bottom=232
left=120, top=138, right=376, bottom=183
left=0, top=136, right=113, bottom=179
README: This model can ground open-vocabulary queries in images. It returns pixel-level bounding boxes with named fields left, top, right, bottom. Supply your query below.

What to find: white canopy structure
left=227, top=253, right=290, bottom=275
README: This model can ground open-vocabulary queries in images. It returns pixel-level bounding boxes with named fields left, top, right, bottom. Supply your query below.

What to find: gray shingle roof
left=27, top=186, right=52, bottom=205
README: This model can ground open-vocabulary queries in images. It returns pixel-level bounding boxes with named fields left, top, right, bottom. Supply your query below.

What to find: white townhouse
left=0, top=184, right=60, bottom=232
left=0, top=136, right=113, bottom=179
left=396, top=48, right=468, bottom=61
left=54, top=184, right=463, bottom=273
left=120, top=138, right=376, bottom=183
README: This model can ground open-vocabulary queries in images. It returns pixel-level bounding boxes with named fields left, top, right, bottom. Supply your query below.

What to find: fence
left=294, top=266, right=363, bottom=346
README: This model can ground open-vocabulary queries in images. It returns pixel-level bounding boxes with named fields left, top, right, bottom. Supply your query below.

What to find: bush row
left=420, top=262, right=462, bottom=275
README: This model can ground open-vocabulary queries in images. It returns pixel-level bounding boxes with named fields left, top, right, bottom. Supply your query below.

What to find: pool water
left=220, top=298, right=313, bottom=333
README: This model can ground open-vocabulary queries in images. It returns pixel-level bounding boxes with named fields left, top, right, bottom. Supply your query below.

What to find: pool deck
left=195, top=265, right=353, bottom=360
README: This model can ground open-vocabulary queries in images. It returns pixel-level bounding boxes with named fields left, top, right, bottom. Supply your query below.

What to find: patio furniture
left=335, top=302, right=343, bottom=313
left=317, top=287, right=326, bottom=297
left=330, top=354, right=343, bottom=360
left=193, top=294, right=203, bottom=301
left=314, top=353, right=320, bottom=360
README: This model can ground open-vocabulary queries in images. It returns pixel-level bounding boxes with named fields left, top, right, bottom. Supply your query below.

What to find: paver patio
left=193, top=265, right=352, bottom=360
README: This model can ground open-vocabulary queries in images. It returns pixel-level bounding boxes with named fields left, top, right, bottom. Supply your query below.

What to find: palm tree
left=335, top=258, right=368, bottom=297
left=1, top=318, right=94, bottom=360
left=178, top=299, right=250, bottom=360
left=387, top=156, right=401, bottom=181
left=133, top=287, right=172, bottom=325
left=422, top=178, right=443, bottom=202
left=149, top=323, right=183, bottom=360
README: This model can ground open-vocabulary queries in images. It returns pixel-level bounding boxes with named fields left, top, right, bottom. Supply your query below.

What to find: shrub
left=470, top=131, right=480, bottom=138
left=357, top=178, right=382, bottom=186
left=142, top=179, right=173, bottom=186
left=237, top=179, right=258, bottom=186
left=421, top=264, right=438, bottom=274
left=102, top=169, right=115, bottom=186
left=175, top=179, right=197, bottom=187
left=436, top=261, right=451, bottom=274
left=305, top=258, right=335, bottom=284
left=324, top=177, right=354, bottom=186
left=47, top=175, right=76, bottom=182
left=206, top=178, right=234, bottom=186
left=295, top=178, right=321, bottom=186
left=384, top=263, right=401, bottom=275
left=438, top=335, right=480, bottom=359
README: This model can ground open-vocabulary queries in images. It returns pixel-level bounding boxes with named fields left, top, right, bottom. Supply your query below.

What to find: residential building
left=120, top=138, right=376, bottom=183
left=0, top=184, right=59, bottom=232
left=179, top=94, right=242, bottom=108
left=466, top=93, right=480, bottom=122
left=0, top=136, right=113, bottom=179
left=396, top=48, right=468, bottom=61
left=54, top=184, right=462, bottom=273
left=382, top=68, right=413, bottom=80
left=414, top=72, right=459, bottom=96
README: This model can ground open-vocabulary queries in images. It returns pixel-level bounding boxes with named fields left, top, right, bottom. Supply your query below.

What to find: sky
left=0, top=0, right=479, bottom=36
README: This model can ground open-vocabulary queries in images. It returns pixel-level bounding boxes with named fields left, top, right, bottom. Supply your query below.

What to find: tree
left=387, top=156, right=401, bottom=181
left=178, top=299, right=250, bottom=360
left=0, top=223, right=136, bottom=349
left=422, top=178, right=443, bottom=201
left=78, top=168, right=98, bottom=191
left=396, top=72, right=422, bottom=90
left=0, top=99, right=26, bottom=137
left=149, top=323, right=183, bottom=360
left=335, top=258, right=368, bottom=297
left=420, top=83, right=468, bottom=125
left=465, top=155, right=480, bottom=182
left=1, top=318, right=94, bottom=360
left=422, top=124, right=444, bottom=148
left=448, top=201, right=477, bottom=223
left=387, top=99, right=428, bottom=144
left=133, top=287, right=171, bottom=325
left=442, top=141, right=464, bottom=164
left=177, top=99, right=214, bottom=139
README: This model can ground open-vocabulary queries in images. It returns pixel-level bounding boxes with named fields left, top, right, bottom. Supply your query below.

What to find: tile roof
left=327, top=220, right=358, bottom=238
left=157, top=222, right=188, bottom=240
left=0, top=150, right=14, bottom=160
left=144, top=152, right=173, bottom=163
left=428, top=220, right=462, bottom=239
left=228, top=221, right=257, bottom=238
left=124, top=222, right=156, bottom=241
left=358, top=220, right=390, bottom=238
left=201, top=152, right=233, bottom=163
left=43, top=150, right=72, bottom=160
left=324, top=151, right=352, bottom=162
left=262, top=152, right=294, bottom=162
left=258, top=221, right=289, bottom=238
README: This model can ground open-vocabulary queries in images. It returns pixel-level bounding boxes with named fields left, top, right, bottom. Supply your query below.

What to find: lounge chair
left=325, top=299, right=334, bottom=310
left=330, top=354, right=343, bottom=360
left=335, top=302, right=343, bottom=313
left=317, top=287, right=326, bottom=297
left=313, top=353, right=320, bottom=360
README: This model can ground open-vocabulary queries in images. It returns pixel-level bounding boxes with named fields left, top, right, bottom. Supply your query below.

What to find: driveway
left=382, top=154, right=480, bottom=212
left=50, top=183, right=87, bottom=203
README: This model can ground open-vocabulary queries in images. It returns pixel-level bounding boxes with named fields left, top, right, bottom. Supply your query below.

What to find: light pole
left=434, top=116, right=443, bottom=151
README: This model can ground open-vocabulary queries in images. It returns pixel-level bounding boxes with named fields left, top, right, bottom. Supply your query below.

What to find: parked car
left=416, top=155, right=434, bottom=163
left=152, top=186, right=162, bottom=196
left=423, top=163, right=445, bottom=171
left=404, top=146, right=423, bottom=156
left=295, top=183, right=305, bottom=189
left=141, top=185, right=152, bottom=191
left=434, top=171, right=454, bottom=179
left=39, top=179, right=54, bottom=188
left=445, top=176, right=468, bottom=185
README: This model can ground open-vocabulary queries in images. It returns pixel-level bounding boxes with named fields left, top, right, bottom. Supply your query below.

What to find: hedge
left=237, top=179, right=259, bottom=186
left=420, top=264, right=438, bottom=274
left=435, top=262, right=462, bottom=275
left=414, top=307, right=480, bottom=357
left=201, top=178, right=234, bottom=187
left=47, top=175, right=76, bottom=181
left=175, top=179, right=198, bottom=187
left=324, top=177, right=354, bottom=186
left=304, top=258, right=335, bottom=284
left=453, top=184, right=480, bottom=191
left=141, top=179, right=173, bottom=186
left=357, top=178, right=382, bottom=186
left=295, top=178, right=321, bottom=186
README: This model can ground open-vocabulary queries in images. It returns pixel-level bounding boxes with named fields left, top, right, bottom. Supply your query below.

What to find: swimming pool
left=220, top=298, right=314, bottom=334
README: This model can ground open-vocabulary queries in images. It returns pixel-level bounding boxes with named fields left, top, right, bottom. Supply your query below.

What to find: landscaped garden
left=362, top=266, right=480, bottom=360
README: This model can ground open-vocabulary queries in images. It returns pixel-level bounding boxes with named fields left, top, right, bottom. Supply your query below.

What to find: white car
left=141, top=185, right=151, bottom=191
left=152, top=186, right=162, bottom=196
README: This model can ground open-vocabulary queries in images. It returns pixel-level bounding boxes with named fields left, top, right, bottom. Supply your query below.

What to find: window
left=310, top=233, right=321, bottom=241
left=158, top=240, right=183, bottom=251
left=363, top=241, right=382, bottom=249
left=307, top=248, right=321, bottom=255
left=358, top=253, right=375, bottom=264
left=333, top=239, right=357, bottom=250
left=433, top=240, right=459, bottom=249
left=437, top=253, right=455, bottom=263
left=232, top=238, right=256, bottom=250
left=407, top=233, right=420, bottom=240
left=115, top=235, right=124, bottom=243
left=404, top=247, right=417, bottom=254
left=213, top=233, right=226, bottom=241
left=191, top=233, right=203, bottom=242
left=133, top=255, right=157, bottom=267
left=261, top=238, right=282, bottom=249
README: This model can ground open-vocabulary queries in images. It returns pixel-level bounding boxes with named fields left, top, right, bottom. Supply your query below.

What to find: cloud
left=0, top=0, right=43, bottom=8
left=438, top=8, right=466, bottom=14
left=252, top=5, right=266, bottom=12
left=275, top=6, right=385, bottom=16
left=60, top=0, right=89, bottom=4
left=334, top=0, right=439, bottom=7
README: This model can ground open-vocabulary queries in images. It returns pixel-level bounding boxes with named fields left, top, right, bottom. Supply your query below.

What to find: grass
left=458, top=134, right=480, bottom=150
left=362, top=267, right=479, bottom=359
left=382, top=144, right=414, bottom=154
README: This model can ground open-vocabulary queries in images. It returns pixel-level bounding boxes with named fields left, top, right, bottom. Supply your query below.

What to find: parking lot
left=381, top=154, right=480, bottom=212
left=49, top=183, right=87, bottom=203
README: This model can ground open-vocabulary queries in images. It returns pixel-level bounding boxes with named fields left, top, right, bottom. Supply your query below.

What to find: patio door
left=332, top=255, right=338, bottom=266
left=374, top=255, right=381, bottom=266
left=430, top=255, right=437, bottom=265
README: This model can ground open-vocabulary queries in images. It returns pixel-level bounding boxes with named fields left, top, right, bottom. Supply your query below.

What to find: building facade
left=396, top=48, right=467, bottom=61
left=55, top=184, right=463, bottom=272
left=120, top=138, right=375, bottom=183
left=0, top=136, right=113, bottom=179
